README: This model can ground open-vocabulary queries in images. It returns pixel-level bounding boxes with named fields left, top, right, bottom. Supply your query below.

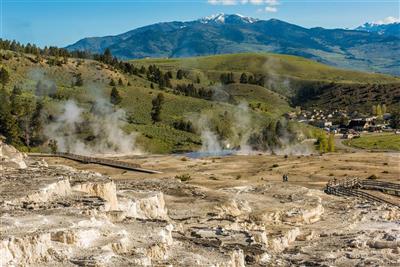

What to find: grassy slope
left=3, top=51, right=397, bottom=153
left=222, top=83, right=290, bottom=116
left=344, top=133, right=400, bottom=151
left=132, top=53, right=400, bottom=84
left=0, top=50, right=291, bottom=153
left=133, top=53, right=400, bottom=113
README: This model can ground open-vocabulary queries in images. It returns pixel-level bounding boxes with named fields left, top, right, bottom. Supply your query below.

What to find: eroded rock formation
left=1, top=144, right=399, bottom=266
left=0, top=139, right=27, bottom=169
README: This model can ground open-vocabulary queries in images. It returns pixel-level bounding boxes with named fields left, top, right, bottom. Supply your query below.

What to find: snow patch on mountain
left=199, top=13, right=259, bottom=24
left=355, top=17, right=399, bottom=36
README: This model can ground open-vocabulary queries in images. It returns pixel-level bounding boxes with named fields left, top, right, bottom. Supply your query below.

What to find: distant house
left=348, top=119, right=369, bottom=131
left=342, top=129, right=359, bottom=139
left=311, top=120, right=333, bottom=128
left=364, top=116, right=376, bottom=122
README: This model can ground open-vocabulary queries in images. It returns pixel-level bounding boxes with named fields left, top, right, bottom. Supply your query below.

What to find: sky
left=1, top=0, right=399, bottom=47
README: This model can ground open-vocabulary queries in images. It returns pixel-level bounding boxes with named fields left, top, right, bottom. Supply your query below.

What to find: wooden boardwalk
left=29, top=152, right=162, bottom=174
left=325, top=177, right=399, bottom=208
left=360, top=180, right=400, bottom=197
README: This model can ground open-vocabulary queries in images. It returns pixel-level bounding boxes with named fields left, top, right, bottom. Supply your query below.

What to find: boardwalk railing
left=29, top=152, right=162, bottom=174
left=325, top=177, right=399, bottom=208
left=360, top=180, right=400, bottom=196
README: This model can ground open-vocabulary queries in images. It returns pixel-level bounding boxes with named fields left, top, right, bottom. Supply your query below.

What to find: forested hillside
left=0, top=40, right=307, bottom=154
left=1, top=40, right=398, bottom=154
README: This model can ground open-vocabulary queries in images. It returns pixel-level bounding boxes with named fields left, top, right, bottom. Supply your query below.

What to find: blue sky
left=1, top=0, right=399, bottom=47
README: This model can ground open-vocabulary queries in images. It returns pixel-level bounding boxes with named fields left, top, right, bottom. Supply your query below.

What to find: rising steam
left=194, top=114, right=222, bottom=153
left=45, top=98, right=140, bottom=156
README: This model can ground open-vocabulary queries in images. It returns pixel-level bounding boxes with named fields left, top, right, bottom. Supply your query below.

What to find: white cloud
left=249, top=0, right=264, bottom=5
left=208, top=0, right=280, bottom=12
left=208, top=0, right=280, bottom=6
left=265, top=0, right=279, bottom=6
left=374, top=16, right=400, bottom=25
left=265, top=6, right=278, bottom=13
left=208, top=0, right=237, bottom=5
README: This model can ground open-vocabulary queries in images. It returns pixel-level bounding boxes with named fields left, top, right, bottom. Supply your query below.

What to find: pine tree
left=164, top=73, right=172, bottom=88
left=390, top=110, right=400, bottom=129
left=110, top=87, right=122, bottom=105
left=11, top=92, right=36, bottom=147
left=176, top=69, right=184, bottom=80
left=151, top=93, right=164, bottom=123
left=103, top=48, right=112, bottom=64
left=158, top=76, right=166, bottom=89
left=10, top=85, right=22, bottom=110
left=248, top=75, right=255, bottom=84
left=118, top=78, right=124, bottom=86
left=30, top=101, right=44, bottom=146
left=166, top=71, right=173, bottom=79
left=49, top=139, right=58, bottom=154
left=0, top=67, right=10, bottom=88
left=109, top=79, right=116, bottom=86
left=240, top=73, right=248, bottom=84
left=0, top=87, right=20, bottom=145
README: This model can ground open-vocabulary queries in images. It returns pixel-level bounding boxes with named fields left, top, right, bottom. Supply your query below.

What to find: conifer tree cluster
left=151, top=93, right=165, bottom=123
left=174, top=83, right=213, bottom=100
left=0, top=68, right=45, bottom=148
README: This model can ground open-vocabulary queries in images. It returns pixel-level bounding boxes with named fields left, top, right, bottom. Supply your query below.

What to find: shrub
left=175, top=174, right=191, bottom=182
left=272, top=164, right=279, bottom=168
left=367, top=174, right=378, bottom=180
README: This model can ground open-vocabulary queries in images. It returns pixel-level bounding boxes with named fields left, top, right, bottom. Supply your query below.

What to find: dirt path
left=335, top=136, right=363, bottom=152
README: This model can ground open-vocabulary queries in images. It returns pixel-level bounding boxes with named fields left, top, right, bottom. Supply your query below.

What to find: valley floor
left=2, top=150, right=399, bottom=266
left=47, top=151, right=400, bottom=191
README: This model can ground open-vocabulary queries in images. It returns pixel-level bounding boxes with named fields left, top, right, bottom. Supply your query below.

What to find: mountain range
left=66, top=14, right=400, bottom=75
left=355, top=19, right=399, bottom=36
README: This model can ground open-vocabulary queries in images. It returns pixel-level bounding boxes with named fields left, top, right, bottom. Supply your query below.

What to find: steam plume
left=45, top=97, right=140, bottom=156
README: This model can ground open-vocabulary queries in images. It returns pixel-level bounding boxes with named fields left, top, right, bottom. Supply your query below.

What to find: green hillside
left=0, top=50, right=300, bottom=154
left=132, top=53, right=400, bottom=112
left=1, top=49, right=398, bottom=154
left=132, top=53, right=399, bottom=85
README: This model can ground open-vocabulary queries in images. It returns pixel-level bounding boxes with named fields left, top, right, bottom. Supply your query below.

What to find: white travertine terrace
left=0, top=144, right=399, bottom=266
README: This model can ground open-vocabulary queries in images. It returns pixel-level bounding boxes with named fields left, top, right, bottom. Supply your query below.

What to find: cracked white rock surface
left=1, top=145, right=399, bottom=266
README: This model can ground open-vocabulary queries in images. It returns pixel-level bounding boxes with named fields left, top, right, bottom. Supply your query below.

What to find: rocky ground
left=1, top=142, right=399, bottom=266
